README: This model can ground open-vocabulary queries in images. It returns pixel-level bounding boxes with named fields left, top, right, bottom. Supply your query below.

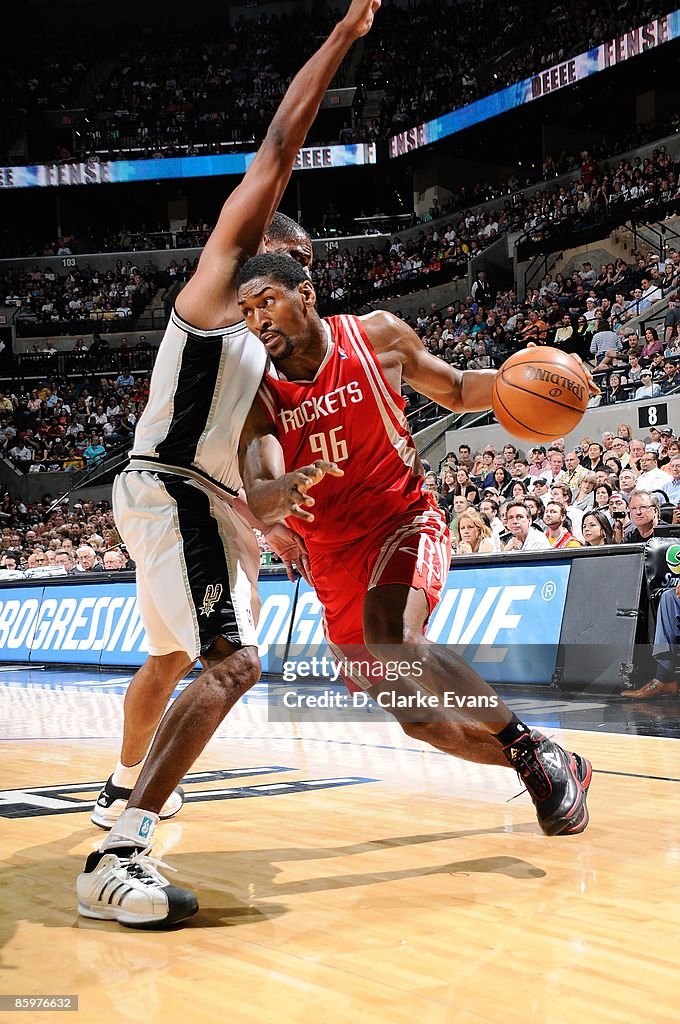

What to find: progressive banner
left=0, top=560, right=570, bottom=683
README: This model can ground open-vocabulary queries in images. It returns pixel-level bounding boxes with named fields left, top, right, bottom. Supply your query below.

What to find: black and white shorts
left=113, top=470, right=260, bottom=659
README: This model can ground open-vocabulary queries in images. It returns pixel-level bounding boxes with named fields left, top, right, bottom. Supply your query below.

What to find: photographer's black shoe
left=503, top=730, right=588, bottom=836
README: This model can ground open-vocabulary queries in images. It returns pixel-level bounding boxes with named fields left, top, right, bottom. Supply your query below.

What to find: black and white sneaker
left=503, top=730, right=589, bottom=836
left=91, top=777, right=185, bottom=830
left=77, top=846, right=198, bottom=929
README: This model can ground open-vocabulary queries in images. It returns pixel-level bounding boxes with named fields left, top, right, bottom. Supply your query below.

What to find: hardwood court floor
left=1, top=669, right=680, bottom=1024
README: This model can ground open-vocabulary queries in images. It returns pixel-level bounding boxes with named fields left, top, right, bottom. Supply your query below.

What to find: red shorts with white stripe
left=308, top=498, right=451, bottom=692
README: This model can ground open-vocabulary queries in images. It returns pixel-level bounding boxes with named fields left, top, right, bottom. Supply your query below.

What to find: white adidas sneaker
left=77, top=846, right=198, bottom=928
left=91, top=777, right=185, bottom=830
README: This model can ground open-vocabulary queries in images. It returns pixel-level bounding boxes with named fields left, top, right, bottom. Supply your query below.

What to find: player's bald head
left=264, top=213, right=313, bottom=269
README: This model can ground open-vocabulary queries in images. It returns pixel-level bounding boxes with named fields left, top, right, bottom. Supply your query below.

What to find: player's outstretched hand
left=264, top=523, right=313, bottom=585
left=283, top=460, right=344, bottom=523
left=343, top=0, right=381, bottom=39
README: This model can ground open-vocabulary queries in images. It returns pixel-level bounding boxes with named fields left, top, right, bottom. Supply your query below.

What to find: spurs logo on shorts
left=199, top=583, right=223, bottom=617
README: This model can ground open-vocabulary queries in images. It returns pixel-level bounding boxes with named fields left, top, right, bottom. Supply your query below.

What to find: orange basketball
left=492, top=347, right=589, bottom=443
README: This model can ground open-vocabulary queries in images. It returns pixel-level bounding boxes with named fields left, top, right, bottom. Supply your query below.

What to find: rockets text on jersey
left=257, top=313, right=425, bottom=549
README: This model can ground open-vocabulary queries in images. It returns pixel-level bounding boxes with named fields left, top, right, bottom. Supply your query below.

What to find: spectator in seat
left=572, top=470, right=598, bottom=511
left=454, top=466, right=475, bottom=497
left=664, top=294, right=680, bottom=351
left=641, top=327, right=663, bottom=362
left=519, top=309, right=549, bottom=345
left=9, top=437, right=34, bottom=472
left=55, top=548, right=76, bottom=574
left=636, top=450, right=672, bottom=494
left=62, top=448, right=85, bottom=471
left=491, top=464, right=512, bottom=495
left=554, top=313, right=575, bottom=352
left=479, top=496, right=504, bottom=549
left=603, top=453, right=622, bottom=479
left=116, top=369, right=135, bottom=388
left=581, top=509, right=614, bottom=546
left=528, top=445, right=549, bottom=478
left=590, top=318, right=620, bottom=367
left=520, top=493, right=540, bottom=527
left=624, top=490, right=659, bottom=543
left=543, top=447, right=568, bottom=487
left=75, top=544, right=103, bottom=572
left=608, top=491, right=630, bottom=542
left=550, top=482, right=584, bottom=540
left=629, top=439, right=646, bottom=471
left=503, top=500, right=550, bottom=551
left=621, top=583, right=680, bottom=699
left=509, top=479, right=530, bottom=500
left=563, top=450, right=586, bottom=495
left=103, top=548, right=127, bottom=570
left=609, top=437, right=631, bottom=466
left=581, top=441, right=608, bottom=473
left=661, top=454, right=680, bottom=504
left=607, top=372, right=628, bottom=403
left=455, top=508, right=494, bottom=555
left=543, top=500, right=582, bottom=548
left=511, top=457, right=532, bottom=486
left=593, top=482, right=612, bottom=509
left=659, top=360, right=680, bottom=395
left=84, top=434, right=107, bottom=466
left=449, top=493, right=470, bottom=536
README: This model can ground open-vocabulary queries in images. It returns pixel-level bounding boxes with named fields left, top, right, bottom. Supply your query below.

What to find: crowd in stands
left=0, top=261, right=165, bottom=334
left=0, top=371, right=149, bottom=475
left=0, top=31, right=91, bottom=162
left=420, top=425, right=680, bottom=555
left=79, top=12, right=334, bottom=159
left=0, top=491, right=133, bottom=576
left=404, top=245, right=680, bottom=394
left=1, top=422, right=677, bottom=574
left=3, top=0, right=674, bottom=166
left=6, top=145, right=678, bottom=326
left=355, top=0, right=675, bottom=136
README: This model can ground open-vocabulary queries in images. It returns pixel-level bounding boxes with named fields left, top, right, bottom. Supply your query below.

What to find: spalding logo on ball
left=492, top=347, right=589, bottom=443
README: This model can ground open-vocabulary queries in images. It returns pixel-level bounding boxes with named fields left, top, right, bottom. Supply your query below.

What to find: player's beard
left=269, top=333, right=295, bottom=364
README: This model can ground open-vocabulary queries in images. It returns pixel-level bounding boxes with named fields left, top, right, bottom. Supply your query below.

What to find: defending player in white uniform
left=78, top=0, right=382, bottom=928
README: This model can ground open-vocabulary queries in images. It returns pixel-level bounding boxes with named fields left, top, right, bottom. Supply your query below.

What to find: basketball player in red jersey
left=237, top=253, right=594, bottom=839
left=76, top=0, right=382, bottom=930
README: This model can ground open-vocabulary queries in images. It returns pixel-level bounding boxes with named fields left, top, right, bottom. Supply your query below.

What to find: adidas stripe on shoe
left=91, top=776, right=185, bottom=830
left=77, top=846, right=198, bottom=929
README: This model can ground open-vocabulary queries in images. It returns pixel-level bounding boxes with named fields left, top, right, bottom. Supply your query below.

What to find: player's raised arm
left=178, top=0, right=381, bottom=329
left=360, top=310, right=498, bottom=412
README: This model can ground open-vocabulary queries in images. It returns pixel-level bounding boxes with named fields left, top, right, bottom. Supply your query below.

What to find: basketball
left=492, top=347, right=590, bottom=443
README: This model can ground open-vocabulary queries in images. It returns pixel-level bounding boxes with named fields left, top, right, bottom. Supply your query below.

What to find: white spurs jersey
left=130, top=306, right=266, bottom=495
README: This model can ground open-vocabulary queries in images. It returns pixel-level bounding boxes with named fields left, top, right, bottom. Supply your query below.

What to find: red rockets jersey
left=257, top=313, right=425, bottom=550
